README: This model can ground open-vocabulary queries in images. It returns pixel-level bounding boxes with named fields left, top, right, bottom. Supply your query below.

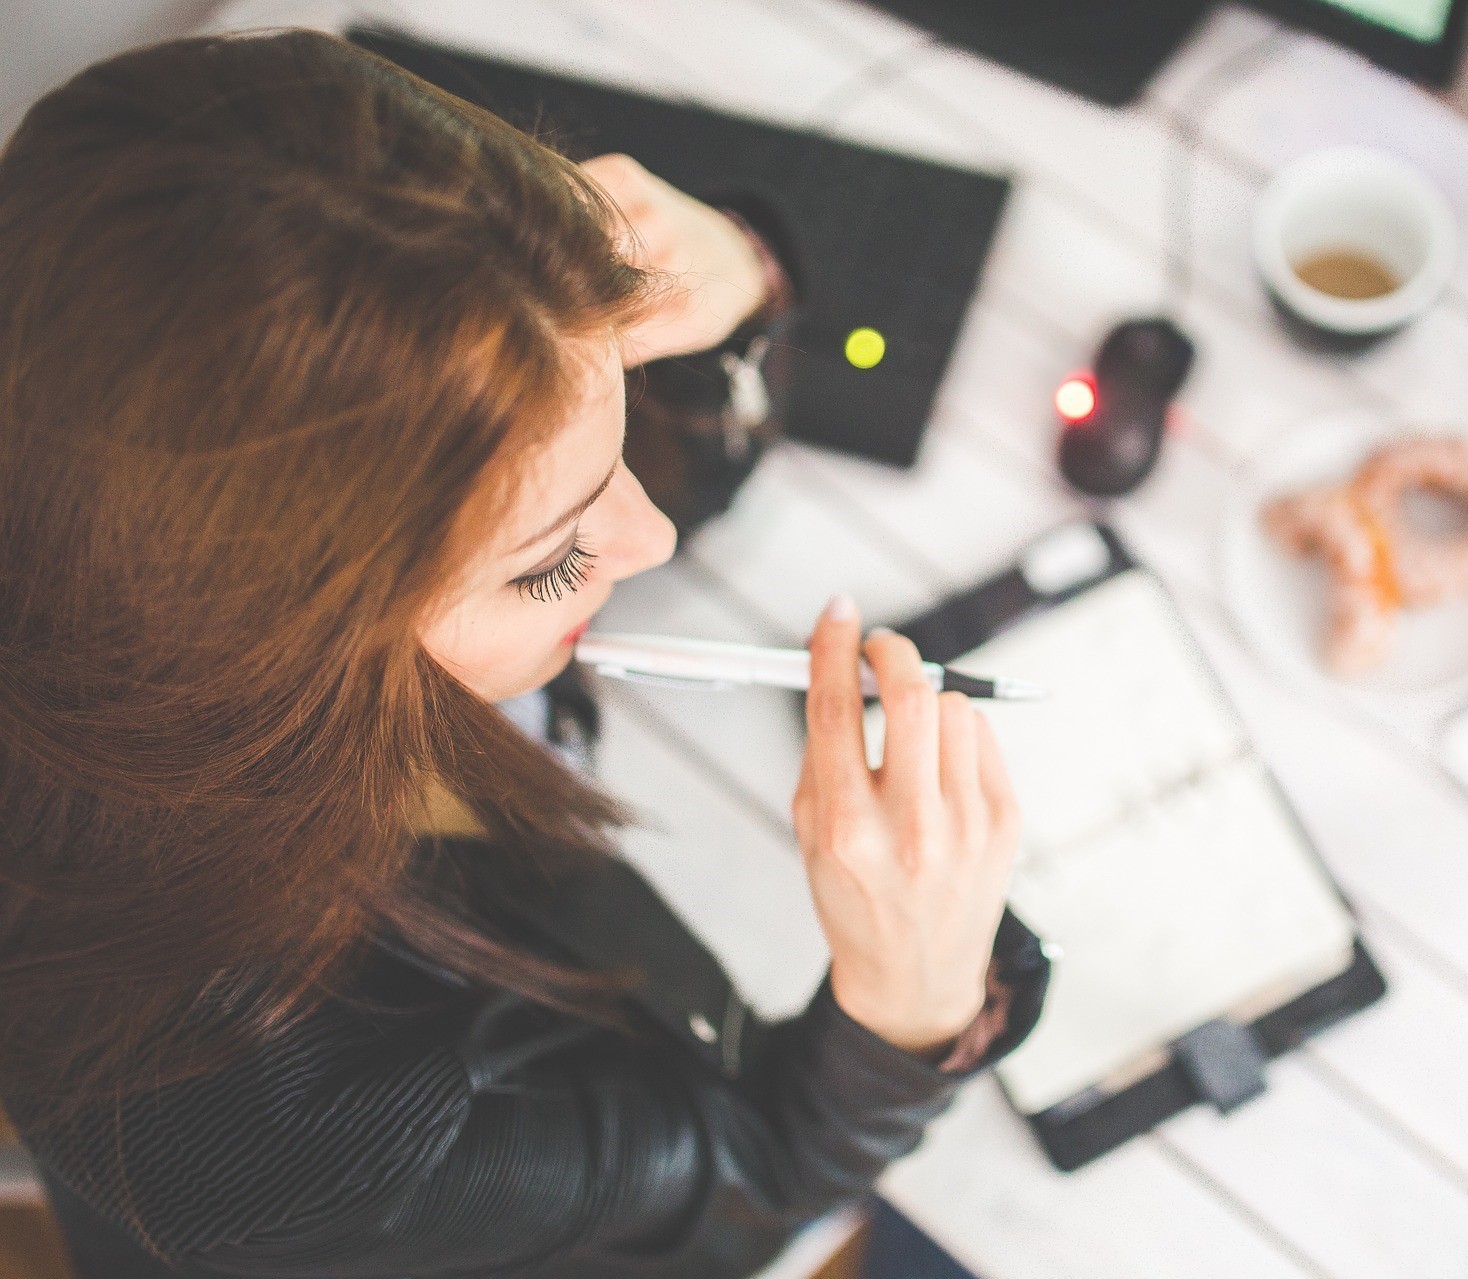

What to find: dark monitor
left=1254, top=0, right=1468, bottom=84
left=865, top=0, right=1212, bottom=106
left=866, top=0, right=1465, bottom=105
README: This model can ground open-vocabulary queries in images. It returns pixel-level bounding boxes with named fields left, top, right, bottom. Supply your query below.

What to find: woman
left=0, top=30, right=1047, bottom=1279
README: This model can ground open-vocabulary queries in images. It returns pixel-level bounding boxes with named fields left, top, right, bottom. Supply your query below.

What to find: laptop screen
left=1321, top=0, right=1456, bottom=42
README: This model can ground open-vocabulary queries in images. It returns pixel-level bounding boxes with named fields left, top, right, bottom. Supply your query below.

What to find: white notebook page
left=866, top=571, right=1356, bottom=1114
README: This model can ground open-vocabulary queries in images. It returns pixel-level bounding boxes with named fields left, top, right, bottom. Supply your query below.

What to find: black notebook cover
left=896, top=524, right=1386, bottom=1171
left=350, top=26, right=1012, bottom=469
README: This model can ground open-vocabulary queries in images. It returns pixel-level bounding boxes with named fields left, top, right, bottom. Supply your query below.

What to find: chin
left=462, top=646, right=575, bottom=706
left=524, top=642, right=575, bottom=694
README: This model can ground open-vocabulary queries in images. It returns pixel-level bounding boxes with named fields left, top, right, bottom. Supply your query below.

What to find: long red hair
left=0, top=30, right=652, bottom=1126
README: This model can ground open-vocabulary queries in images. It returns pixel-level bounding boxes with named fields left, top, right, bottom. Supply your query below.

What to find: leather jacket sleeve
left=419, top=986, right=978, bottom=1271
left=22, top=849, right=1048, bottom=1279
left=192, top=972, right=1042, bottom=1279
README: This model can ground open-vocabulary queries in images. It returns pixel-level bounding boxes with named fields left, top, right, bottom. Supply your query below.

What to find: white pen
left=574, top=633, right=1047, bottom=701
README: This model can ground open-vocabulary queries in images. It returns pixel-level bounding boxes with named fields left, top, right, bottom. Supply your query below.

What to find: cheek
left=420, top=593, right=574, bottom=702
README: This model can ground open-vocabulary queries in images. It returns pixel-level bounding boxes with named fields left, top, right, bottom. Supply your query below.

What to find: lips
left=563, top=621, right=590, bottom=647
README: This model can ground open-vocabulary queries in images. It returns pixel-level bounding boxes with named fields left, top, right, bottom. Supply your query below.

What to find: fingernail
left=823, top=593, right=856, bottom=622
left=867, top=626, right=895, bottom=638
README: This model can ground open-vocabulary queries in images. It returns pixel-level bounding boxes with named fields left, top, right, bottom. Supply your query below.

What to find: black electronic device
left=1055, top=317, right=1195, bottom=498
left=1253, top=0, right=1468, bottom=86
left=866, top=0, right=1213, bottom=105
left=349, top=26, right=1013, bottom=470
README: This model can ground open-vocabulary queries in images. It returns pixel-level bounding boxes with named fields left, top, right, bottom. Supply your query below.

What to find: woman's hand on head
left=793, top=596, right=1020, bottom=1057
left=581, top=154, right=768, bottom=366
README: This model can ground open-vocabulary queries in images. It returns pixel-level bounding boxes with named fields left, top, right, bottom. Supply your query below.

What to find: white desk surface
left=211, top=3, right=1468, bottom=1274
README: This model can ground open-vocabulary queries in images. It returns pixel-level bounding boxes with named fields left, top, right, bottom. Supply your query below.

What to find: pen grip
left=749, top=651, right=939, bottom=698
left=857, top=661, right=947, bottom=699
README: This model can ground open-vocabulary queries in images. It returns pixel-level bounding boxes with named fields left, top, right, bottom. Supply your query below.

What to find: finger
left=579, top=153, right=646, bottom=197
left=937, top=692, right=986, bottom=828
left=804, top=594, right=872, bottom=804
left=581, top=155, right=678, bottom=235
left=971, top=711, right=1019, bottom=838
left=864, top=628, right=940, bottom=808
left=791, top=748, right=818, bottom=855
left=580, top=155, right=655, bottom=260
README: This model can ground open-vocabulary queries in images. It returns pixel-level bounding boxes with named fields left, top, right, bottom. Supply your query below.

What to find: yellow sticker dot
left=844, top=327, right=886, bottom=369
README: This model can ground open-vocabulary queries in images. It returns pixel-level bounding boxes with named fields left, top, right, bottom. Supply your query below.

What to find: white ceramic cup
left=1253, top=146, right=1457, bottom=339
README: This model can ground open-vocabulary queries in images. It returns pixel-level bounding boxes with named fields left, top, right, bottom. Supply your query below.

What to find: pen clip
left=594, top=665, right=740, bottom=692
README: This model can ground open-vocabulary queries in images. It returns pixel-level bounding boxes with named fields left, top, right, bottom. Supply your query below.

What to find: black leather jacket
left=19, top=840, right=1049, bottom=1279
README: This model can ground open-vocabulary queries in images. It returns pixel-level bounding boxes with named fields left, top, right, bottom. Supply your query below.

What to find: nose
left=602, top=464, right=677, bottom=583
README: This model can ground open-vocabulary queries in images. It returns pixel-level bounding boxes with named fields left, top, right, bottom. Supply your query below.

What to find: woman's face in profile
left=418, top=340, right=677, bottom=704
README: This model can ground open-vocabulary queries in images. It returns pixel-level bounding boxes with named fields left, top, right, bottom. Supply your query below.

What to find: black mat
left=351, top=26, right=1012, bottom=468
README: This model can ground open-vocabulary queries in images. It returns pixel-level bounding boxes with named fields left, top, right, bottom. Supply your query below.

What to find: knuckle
left=992, top=804, right=1022, bottom=848
left=807, top=688, right=853, bottom=734
left=825, top=792, right=865, bottom=831
left=886, top=680, right=936, bottom=722
left=938, top=690, right=974, bottom=725
left=962, top=812, right=993, bottom=855
left=976, top=796, right=1016, bottom=844
left=599, top=152, right=644, bottom=181
left=864, top=628, right=916, bottom=663
left=898, top=811, right=939, bottom=859
left=952, top=788, right=991, bottom=835
left=634, top=203, right=669, bottom=236
left=821, top=795, right=869, bottom=846
left=793, top=818, right=821, bottom=862
left=990, top=769, right=1019, bottom=811
left=792, top=805, right=815, bottom=846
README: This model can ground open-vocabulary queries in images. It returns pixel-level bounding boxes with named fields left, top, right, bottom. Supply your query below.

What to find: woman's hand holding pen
left=794, top=594, right=1020, bottom=1057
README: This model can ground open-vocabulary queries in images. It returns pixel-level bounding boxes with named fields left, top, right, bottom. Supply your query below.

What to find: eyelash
left=513, top=537, right=597, bottom=603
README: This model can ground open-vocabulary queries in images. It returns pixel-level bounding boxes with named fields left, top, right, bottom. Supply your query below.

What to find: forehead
left=510, top=343, right=624, bottom=518
left=449, top=336, right=623, bottom=569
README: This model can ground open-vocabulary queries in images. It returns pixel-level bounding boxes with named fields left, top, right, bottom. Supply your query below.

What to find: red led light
left=1055, top=376, right=1097, bottom=423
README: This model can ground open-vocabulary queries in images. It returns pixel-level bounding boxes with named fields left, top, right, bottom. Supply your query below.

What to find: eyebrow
left=511, top=461, right=618, bottom=553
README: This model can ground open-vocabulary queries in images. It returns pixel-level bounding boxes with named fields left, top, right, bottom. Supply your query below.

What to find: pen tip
left=941, top=671, right=1049, bottom=701
left=997, top=679, right=1050, bottom=701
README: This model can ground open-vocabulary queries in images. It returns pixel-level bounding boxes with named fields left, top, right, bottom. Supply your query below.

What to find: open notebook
left=867, top=566, right=1357, bottom=1117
